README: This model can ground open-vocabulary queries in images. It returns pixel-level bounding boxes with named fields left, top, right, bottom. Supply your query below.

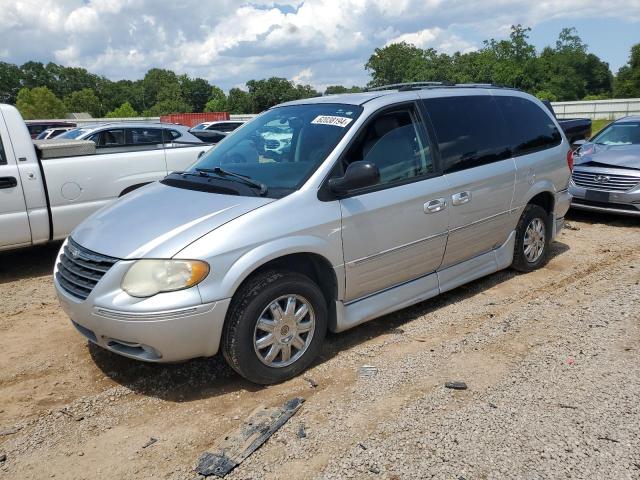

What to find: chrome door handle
left=451, top=191, right=471, bottom=206
left=424, top=198, right=446, bottom=214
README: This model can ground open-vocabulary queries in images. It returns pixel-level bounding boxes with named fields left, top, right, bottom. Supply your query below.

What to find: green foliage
left=365, top=25, right=618, bottom=102
left=16, top=86, right=66, bottom=119
left=324, top=85, right=362, bottom=95
left=226, top=88, right=253, bottom=114
left=63, top=88, right=101, bottom=116
left=246, top=77, right=318, bottom=112
left=0, top=62, right=23, bottom=103
left=179, top=75, right=211, bottom=112
left=535, top=90, right=558, bottom=102
left=204, top=86, right=227, bottom=112
left=582, top=94, right=610, bottom=100
left=614, top=44, right=640, bottom=98
left=105, top=102, right=138, bottom=118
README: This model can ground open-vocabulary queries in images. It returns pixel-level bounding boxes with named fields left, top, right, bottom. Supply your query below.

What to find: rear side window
left=129, top=128, right=163, bottom=145
left=494, top=96, right=561, bottom=156
left=0, top=135, right=6, bottom=165
left=422, top=96, right=510, bottom=174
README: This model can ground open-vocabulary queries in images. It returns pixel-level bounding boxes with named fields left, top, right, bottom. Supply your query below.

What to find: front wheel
left=221, top=271, right=328, bottom=384
left=512, top=204, right=550, bottom=272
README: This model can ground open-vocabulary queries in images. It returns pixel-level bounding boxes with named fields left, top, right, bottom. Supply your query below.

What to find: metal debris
left=358, top=365, right=378, bottom=378
left=196, top=397, right=304, bottom=478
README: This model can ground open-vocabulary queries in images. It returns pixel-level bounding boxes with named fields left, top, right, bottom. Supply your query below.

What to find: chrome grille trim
left=56, top=238, right=119, bottom=300
left=572, top=171, right=640, bottom=192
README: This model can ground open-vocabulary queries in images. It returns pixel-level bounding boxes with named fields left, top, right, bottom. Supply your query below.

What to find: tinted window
left=163, top=129, right=182, bottom=142
left=99, top=129, right=125, bottom=147
left=0, top=135, right=6, bottom=165
left=129, top=128, right=163, bottom=145
left=423, top=96, right=509, bottom=174
left=344, top=106, right=433, bottom=185
left=494, top=96, right=561, bottom=156
left=592, top=122, right=640, bottom=145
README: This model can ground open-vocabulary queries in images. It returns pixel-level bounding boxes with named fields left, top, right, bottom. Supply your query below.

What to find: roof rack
left=364, top=82, right=519, bottom=92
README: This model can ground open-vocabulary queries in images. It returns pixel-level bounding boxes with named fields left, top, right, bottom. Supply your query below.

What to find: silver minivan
left=54, top=84, right=572, bottom=384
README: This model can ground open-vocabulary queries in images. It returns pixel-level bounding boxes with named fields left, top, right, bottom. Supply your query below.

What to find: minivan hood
left=577, top=143, right=640, bottom=170
left=71, top=182, right=274, bottom=259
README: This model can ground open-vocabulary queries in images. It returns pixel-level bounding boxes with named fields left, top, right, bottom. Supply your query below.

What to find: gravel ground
left=0, top=210, right=638, bottom=479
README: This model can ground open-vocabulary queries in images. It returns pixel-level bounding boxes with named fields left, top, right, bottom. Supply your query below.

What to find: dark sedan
left=569, top=116, right=640, bottom=216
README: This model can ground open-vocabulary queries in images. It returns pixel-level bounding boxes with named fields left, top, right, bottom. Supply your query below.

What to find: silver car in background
left=569, top=116, right=640, bottom=216
left=54, top=83, right=572, bottom=384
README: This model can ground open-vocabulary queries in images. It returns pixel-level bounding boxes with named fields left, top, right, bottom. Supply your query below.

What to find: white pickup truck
left=0, top=104, right=211, bottom=251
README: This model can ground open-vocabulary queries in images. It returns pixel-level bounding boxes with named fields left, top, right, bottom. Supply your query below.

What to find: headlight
left=121, top=259, right=209, bottom=298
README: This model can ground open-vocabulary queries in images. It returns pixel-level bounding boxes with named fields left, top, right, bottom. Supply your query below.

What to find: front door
left=0, top=127, right=32, bottom=249
left=338, top=104, right=449, bottom=301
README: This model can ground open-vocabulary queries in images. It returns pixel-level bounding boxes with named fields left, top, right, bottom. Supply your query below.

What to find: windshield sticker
left=311, top=115, right=353, bottom=128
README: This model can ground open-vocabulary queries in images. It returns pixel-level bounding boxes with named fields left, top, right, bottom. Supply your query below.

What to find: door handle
left=451, top=191, right=471, bottom=206
left=424, top=198, right=446, bottom=214
left=0, top=176, right=17, bottom=189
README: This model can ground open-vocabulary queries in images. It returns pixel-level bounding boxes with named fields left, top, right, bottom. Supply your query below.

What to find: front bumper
left=54, top=242, right=231, bottom=363
left=569, top=184, right=640, bottom=217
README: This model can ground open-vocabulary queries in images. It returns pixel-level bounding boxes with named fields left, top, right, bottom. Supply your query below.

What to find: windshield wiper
left=195, top=167, right=268, bottom=195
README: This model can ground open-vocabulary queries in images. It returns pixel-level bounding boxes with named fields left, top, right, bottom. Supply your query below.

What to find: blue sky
left=0, top=0, right=638, bottom=91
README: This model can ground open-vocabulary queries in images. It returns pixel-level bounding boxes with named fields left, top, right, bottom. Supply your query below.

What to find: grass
left=591, top=119, right=611, bottom=137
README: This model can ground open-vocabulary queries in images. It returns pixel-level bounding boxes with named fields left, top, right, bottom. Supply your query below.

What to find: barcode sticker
left=311, top=115, right=353, bottom=127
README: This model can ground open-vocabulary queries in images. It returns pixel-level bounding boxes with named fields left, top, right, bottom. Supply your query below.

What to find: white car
left=190, top=121, right=245, bottom=133
left=35, top=127, right=75, bottom=140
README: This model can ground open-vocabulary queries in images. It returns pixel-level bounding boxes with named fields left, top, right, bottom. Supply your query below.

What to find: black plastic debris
left=196, top=397, right=305, bottom=478
left=445, top=381, right=468, bottom=390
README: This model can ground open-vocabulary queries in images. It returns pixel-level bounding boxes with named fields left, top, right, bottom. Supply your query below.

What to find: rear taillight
left=566, top=149, right=574, bottom=171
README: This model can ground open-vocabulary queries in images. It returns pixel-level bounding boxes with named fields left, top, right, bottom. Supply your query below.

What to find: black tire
left=221, top=270, right=328, bottom=384
left=512, top=204, right=551, bottom=272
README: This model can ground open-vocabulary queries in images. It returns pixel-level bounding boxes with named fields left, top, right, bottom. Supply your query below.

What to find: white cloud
left=0, top=0, right=638, bottom=90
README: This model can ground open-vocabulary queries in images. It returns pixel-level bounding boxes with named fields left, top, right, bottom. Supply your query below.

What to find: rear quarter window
left=422, top=96, right=510, bottom=174
left=494, top=96, right=561, bottom=156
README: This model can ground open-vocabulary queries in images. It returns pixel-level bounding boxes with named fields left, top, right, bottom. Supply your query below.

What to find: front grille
left=572, top=170, right=640, bottom=192
left=56, top=238, right=118, bottom=300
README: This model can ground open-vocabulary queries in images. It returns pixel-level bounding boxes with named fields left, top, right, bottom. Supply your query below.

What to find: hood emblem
left=68, top=245, right=81, bottom=258
left=594, top=174, right=610, bottom=183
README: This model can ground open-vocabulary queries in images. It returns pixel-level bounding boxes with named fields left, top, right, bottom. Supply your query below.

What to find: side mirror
left=328, top=161, right=380, bottom=196
left=571, top=139, right=586, bottom=151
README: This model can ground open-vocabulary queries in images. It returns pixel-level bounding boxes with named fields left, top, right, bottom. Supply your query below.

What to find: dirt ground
left=0, top=210, right=638, bottom=479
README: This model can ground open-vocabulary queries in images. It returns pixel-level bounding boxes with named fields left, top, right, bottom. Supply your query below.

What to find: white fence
left=551, top=98, right=640, bottom=120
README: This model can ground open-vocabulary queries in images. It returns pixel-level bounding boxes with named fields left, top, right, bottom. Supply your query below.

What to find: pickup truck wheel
left=512, top=204, right=550, bottom=272
left=221, top=270, right=327, bottom=385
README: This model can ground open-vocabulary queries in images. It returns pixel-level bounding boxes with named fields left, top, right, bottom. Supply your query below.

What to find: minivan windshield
left=187, top=103, right=362, bottom=198
left=592, top=122, right=640, bottom=145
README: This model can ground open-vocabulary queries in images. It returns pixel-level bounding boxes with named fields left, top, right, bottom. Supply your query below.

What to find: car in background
left=569, top=116, right=640, bottom=216
left=190, top=120, right=245, bottom=133
left=35, top=127, right=74, bottom=140
left=26, top=121, right=76, bottom=139
left=542, top=100, right=592, bottom=144
left=57, top=122, right=203, bottom=147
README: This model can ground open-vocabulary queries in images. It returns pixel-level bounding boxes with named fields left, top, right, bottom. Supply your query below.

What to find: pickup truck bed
left=0, top=104, right=211, bottom=251
left=543, top=100, right=592, bottom=143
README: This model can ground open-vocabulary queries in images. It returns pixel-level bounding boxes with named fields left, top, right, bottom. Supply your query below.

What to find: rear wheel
left=512, top=204, right=550, bottom=272
left=221, top=270, right=327, bottom=384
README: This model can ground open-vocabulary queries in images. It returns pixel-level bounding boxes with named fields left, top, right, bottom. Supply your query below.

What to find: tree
left=179, top=75, right=211, bottom=112
left=365, top=42, right=429, bottom=87
left=105, top=102, right=138, bottom=118
left=614, top=44, right=640, bottom=98
left=143, top=82, right=192, bottom=116
left=226, top=88, right=253, bottom=114
left=246, top=77, right=317, bottom=112
left=16, top=86, right=66, bottom=119
left=0, top=61, right=22, bottom=104
left=64, top=88, right=101, bottom=116
left=324, top=85, right=362, bottom=95
left=204, top=86, right=227, bottom=112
